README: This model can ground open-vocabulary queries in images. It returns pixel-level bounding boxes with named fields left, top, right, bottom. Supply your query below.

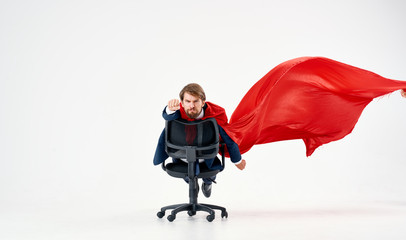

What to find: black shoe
left=202, top=183, right=212, bottom=198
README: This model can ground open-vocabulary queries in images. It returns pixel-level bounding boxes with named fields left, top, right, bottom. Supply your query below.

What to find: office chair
left=156, top=118, right=228, bottom=222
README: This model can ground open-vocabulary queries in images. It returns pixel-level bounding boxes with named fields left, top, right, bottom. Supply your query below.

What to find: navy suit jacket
left=153, top=106, right=242, bottom=171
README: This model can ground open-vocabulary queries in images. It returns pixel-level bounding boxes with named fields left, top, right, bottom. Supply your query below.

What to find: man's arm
left=162, top=99, right=180, bottom=121
left=162, top=106, right=180, bottom=120
left=162, top=99, right=181, bottom=120
left=219, top=126, right=246, bottom=170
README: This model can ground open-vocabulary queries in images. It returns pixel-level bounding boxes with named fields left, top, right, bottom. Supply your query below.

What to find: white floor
left=2, top=200, right=406, bottom=240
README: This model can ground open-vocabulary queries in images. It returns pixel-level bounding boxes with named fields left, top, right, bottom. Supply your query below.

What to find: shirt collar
left=195, top=108, right=204, bottom=120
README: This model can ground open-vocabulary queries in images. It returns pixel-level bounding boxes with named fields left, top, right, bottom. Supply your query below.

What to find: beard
left=185, top=108, right=201, bottom=119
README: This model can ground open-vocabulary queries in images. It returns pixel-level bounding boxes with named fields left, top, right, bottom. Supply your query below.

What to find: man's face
left=182, top=92, right=205, bottom=119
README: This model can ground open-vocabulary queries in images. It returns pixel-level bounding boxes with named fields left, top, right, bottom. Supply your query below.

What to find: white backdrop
left=1, top=0, right=406, bottom=219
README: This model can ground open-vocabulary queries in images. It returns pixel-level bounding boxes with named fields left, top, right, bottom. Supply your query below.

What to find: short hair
left=179, top=83, right=206, bottom=101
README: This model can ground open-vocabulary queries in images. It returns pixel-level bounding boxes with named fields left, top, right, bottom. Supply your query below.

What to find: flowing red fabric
left=222, top=57, right=406, bottom=156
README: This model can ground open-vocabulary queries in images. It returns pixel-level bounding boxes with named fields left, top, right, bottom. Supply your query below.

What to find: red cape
left=181, top=57, right=406, bottom=157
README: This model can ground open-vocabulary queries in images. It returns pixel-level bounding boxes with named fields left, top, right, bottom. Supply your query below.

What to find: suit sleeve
left=219, top=125, right=242, bottom=164
left=162, top=106, right=181, bottom=120
left=153, top=129, right=168, bottom=165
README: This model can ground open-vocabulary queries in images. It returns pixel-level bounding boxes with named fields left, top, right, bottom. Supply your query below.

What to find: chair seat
left=165, top=161, right=221, bottom=179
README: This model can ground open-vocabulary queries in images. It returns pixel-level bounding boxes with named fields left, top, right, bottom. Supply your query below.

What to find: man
left=154, top=83, right=246, bottom=198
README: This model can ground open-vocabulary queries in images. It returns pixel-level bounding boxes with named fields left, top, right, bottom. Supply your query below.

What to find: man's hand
left=401, top=89, right=406, bottom=98
left=167, top=99, right=181, bottom=111
left=235, top=159, right=246, bottom=170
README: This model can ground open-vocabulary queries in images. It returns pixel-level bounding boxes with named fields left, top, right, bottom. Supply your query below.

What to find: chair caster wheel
left=221, top=211, right=228, bottom=218
left=188, top=210, right=196, bottom=216
left=167, top=214, right=176, bottom=222
left=206, top=214, right=215, bottom=222
left=157, top=211, right=165, bottom=218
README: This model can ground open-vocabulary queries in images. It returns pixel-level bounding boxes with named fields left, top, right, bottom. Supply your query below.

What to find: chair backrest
left=165, top=118, right=219, bottom=160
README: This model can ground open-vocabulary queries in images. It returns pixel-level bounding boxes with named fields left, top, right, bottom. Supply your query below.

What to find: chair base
left=158, top=165, right=228, bottom=222
left=157, top=202, right=228, bottom=222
